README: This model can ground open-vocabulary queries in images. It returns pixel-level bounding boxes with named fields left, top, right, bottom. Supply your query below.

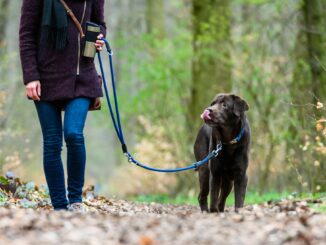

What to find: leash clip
left=212, top=142, right=223, bottom=157
left=124, top=153, right=133, bottom=163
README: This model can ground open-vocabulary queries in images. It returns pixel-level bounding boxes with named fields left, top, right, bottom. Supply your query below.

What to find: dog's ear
left=231, top=95, right=249, bottom=117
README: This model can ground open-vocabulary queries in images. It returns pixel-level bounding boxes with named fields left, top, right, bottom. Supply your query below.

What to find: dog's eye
left=221, top=103, right=227, bottom=108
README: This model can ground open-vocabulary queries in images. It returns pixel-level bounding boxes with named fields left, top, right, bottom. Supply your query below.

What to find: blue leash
left=97, top=38, right=222, bottom=172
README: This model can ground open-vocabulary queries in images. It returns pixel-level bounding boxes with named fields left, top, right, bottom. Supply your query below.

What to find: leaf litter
left=0, top=173, right=325, bottom=245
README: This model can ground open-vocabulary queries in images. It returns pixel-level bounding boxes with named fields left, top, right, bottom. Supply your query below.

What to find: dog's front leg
left=198, top=165, right=210, bottom=212
left=234, top=173, right=248, bottom=212
left=208, top=130, right=222, bottom=213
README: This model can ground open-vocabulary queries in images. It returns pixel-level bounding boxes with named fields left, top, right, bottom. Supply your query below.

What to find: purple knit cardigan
left=19, top=0, right=106, bottom=101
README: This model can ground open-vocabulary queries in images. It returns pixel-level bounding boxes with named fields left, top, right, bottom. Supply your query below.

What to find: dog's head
left=201, top=93, right=249, bottom=127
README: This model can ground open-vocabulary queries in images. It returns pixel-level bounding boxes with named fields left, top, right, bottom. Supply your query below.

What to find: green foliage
left=233, top=0, right=271, bottom=4
left=312, top=204, right=326, bottom=214
left=116, top=32, right=192, bottom=122
left=111, top=2, right=194, bottom=170
left=131, top=191, right=325, bottom=206
left=0, top=176, right=9, bottom=185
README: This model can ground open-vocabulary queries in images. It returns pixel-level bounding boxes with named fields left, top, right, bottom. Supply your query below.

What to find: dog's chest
left=214, top=147, right=241, bottom=169
left=220, top=147, right=237, bottom=159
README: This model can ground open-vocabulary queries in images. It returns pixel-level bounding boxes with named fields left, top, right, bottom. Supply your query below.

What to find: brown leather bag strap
left=60, top=0, right=85, bottom=37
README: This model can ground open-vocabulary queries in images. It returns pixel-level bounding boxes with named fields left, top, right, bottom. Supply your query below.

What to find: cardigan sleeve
left=19, top=0, right=43, bottom=85
left=91, top=0, right=107, bottom=36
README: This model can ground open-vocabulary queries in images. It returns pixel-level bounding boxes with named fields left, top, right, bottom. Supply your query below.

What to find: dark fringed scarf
left=41, top=0, right=68, bottom=50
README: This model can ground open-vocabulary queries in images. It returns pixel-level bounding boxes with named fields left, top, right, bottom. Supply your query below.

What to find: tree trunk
left=288, top=0, right=326, bottom=192
left=290, top=0, right=326, bottom=136
left=188, top=0, right=232, bottom=131
left=303, top=0, right=326, bottom=102
left=292, top=0, right=326, bottom=105
left=146, top=0, right=165, bottom=38
left=0, top=0, right=10, bottom=130
left=0, top=0, right=9, bottom=48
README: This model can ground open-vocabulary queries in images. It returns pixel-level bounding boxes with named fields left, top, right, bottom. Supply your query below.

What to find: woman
left=19, top=0, right=106, bottom=211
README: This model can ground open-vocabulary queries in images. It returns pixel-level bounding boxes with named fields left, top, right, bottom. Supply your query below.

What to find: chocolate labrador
left=194, top=93, right=250, bottom=212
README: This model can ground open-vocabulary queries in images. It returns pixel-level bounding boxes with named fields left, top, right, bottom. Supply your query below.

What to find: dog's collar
left=222, top=127, right=245, bottom=145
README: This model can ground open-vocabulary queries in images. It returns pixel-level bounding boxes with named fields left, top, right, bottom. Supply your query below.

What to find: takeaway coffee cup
left=83, top=22, right=101, bottom=58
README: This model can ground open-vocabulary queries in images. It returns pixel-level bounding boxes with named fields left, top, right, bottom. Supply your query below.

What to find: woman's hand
left=95, top=34, right=105, bottom=51
left=26, top=81, right=41, bottom=101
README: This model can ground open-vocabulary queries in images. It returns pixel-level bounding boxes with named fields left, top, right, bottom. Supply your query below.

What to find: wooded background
left=0, top=0, right=325, bottom=198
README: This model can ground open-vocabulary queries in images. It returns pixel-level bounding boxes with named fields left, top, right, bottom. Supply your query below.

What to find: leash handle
left=103, top=39, right=112, bottom=54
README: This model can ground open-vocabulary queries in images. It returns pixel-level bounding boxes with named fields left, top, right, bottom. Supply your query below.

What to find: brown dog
left=194, top=93, right=250, bottom=212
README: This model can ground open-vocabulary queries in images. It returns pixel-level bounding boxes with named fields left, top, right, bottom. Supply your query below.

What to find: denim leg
left=63, top=97, right=91, bottom=204
left=34, top=101, right=68, bottom=210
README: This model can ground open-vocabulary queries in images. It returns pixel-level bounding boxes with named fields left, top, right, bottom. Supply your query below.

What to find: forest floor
left=0, top=175, right=325, bottom=245
left=1, top=197, right=326, bottom=245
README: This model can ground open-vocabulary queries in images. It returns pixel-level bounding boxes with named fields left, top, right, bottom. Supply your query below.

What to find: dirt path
left=0, top=198, right=325, bottom=245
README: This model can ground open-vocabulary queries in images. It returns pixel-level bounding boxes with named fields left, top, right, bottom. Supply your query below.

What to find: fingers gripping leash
left=97, top=38, right=222, bottom=173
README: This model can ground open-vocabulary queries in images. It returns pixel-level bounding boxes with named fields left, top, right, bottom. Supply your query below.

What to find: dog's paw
left=209, top=207, right=219, bottom=213
left=234, top=207, right=244, bottom=213
left=200, top=206, right=209, bottom=213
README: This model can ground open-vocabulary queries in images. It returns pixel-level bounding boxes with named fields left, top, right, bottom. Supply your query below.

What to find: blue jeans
left=34, top=98, right=91, bottom=210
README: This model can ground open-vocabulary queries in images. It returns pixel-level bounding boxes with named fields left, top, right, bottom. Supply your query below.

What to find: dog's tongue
left=201, top=109, right=211, bottom=120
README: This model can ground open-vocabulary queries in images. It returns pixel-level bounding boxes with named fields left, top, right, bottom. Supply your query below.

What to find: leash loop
left=97, top=38, right=222, bottom=173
